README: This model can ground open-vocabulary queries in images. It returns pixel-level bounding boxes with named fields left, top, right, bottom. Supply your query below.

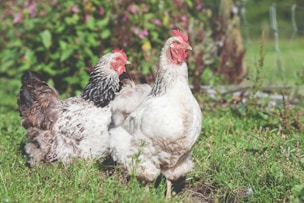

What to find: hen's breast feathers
left=135, top=79, right=201, bottom=143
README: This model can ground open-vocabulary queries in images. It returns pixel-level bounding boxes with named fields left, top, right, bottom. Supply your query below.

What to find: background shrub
left=0, top=0, right=303, bottom=95
left=0, top=0, right=217, bottom=95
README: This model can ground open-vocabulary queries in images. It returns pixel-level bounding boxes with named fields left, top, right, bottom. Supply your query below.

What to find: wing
left=56, top=97, right=111, bottom=139
left=41, top=97, right=112, bottom=161
left=111, top=82, right=151, bottom=127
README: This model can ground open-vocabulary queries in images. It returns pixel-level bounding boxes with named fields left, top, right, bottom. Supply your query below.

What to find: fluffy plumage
left=111, top=72, right=151, bottom=127
left=109, top=30, right=202, bottom=198
left=18, top=51, right=129, bottom=166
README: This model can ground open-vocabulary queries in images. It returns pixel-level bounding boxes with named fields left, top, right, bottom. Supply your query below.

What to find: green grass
left=1, top=83, right=304, bottom=202
left=1, top=38, right=304, bottom=202
left=244, top=37, right=304, bottom=91
left=191, top=106, right=304, bottom=202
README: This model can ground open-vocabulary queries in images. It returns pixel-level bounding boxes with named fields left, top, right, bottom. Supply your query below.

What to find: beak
left=186, top=44, right=192, bottom=51
left=125, top=60, right=131, bottom=65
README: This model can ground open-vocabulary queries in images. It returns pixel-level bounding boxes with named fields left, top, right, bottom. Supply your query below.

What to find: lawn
left=0, top=38, right=304, bottom=202
left=244, top=37, right=304, bottom=91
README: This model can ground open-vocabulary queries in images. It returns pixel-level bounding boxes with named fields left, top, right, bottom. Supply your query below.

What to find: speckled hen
left=17, top=50, right=129, bottom=166
left=109, top=30, right=202, bottom=198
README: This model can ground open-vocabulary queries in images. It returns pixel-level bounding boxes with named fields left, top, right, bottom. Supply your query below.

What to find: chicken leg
left=166, top=179, right=172, bottom=199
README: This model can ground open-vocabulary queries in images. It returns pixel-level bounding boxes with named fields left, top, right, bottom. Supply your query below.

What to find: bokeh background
left=1, top=0, right=303, bottom=98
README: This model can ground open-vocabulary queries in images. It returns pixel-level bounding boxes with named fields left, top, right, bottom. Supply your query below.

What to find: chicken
left=17, top=49, right=130, bottom=166
left=111, top=72, right=151, bottom=127
left=109, top=30, right=202, bottom=198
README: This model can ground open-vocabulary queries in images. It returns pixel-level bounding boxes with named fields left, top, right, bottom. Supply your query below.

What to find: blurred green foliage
left=0, top=0, right=217, bottom=95
left=239, top=0, right=304, bottom=38
left=1, top=0, right=303, bottom=95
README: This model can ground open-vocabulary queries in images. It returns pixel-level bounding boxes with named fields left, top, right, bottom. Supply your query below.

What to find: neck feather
left=81, top=68, right=120, bottom=107
left=151, top=46, right=188, bottom=96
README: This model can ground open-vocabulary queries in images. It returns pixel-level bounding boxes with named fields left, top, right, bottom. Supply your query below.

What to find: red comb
left=112, top=49, right=128, bottom=60
left=171, top=29, right=188, bottom=42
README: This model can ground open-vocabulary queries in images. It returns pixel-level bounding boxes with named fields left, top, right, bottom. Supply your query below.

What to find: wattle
left=170, top=48, right=187, bottom=64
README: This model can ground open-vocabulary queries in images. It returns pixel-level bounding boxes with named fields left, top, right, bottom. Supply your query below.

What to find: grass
left=244, top=37, right=304, bottom=92
left=1, top=38, right=304, bottom=202
left=191, top=106, right=304, bottom=202
left=1, top=84, right=304, bottom=202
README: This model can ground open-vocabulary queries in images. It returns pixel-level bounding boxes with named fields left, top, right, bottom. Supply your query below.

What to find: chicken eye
left=115, top=57, right=123, bottom=63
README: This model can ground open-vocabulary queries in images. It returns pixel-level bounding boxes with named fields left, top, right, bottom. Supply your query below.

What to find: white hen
left=109, top=30, right=202, bottom=198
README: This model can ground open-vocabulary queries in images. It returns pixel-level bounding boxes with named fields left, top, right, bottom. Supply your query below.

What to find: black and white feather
left=82, top=56, right=120, bottom=107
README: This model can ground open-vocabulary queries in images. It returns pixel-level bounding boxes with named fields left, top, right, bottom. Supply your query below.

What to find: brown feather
left=18, top=72, right=59, bottom=132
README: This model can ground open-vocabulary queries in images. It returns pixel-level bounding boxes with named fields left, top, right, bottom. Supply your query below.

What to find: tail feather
left=18, top=71, right=41, bottom=110
left=17, top=71, right=60, bottom=131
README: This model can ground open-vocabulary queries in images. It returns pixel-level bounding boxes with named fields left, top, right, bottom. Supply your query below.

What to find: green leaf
left=150, top=31, right=159, bottom=40
left=47, top=78, right=55, bottom=88
left=144, top=22, right=155, bottom=29
left=64, top=14, right=79, bottom=25
left=140, top=60, right=152, bottom=75
left=55, top=24, right=65, bottom=33
left=84, top=48, right=95, bottom=61
left=100, top=29, right=111, bottom=39
left=42, top=61, right=57, bottom=76
left=24, top=49, right=36, bottom=64
left=40, top=30, right=52, bottom=49
left=60, top=49, right=73, bottom=62
left=0, top=60, right=14, bottom=72
left=72, top=13, right=80, bottom=22
left=64, top=16, right=73, bottom=25
left=86, top=33, right=98, bottom=46
left=96, top=18, right=109, bottom=28
left=143, top=13, right=154, bottom=20
left=59, top=40, right=68, bottom=50
left=0, top=51, right=16, bottom=72
left=162, top=15, right=170, bottom=26
left=49, top=52, right=60, bottom=60
left=185, top=0, right=193, bottom=8
left=87, top=17, right=95, bottom=30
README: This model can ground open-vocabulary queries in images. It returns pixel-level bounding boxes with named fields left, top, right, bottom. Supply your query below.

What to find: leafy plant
left=246, top=32, right=266, bottom=115
left=0, top=0, right=218, bottom=95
